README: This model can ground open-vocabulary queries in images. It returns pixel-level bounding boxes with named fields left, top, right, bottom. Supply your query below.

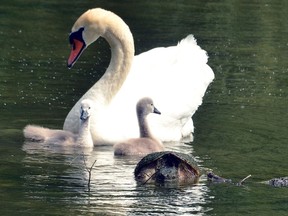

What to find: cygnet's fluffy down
left=23, top=125, right=77, bottom=145
left=64, top=8, right=215, bottom=145
left=114, top=97, right=164, bottom=156
left=23, top=99, right=94, bottom=148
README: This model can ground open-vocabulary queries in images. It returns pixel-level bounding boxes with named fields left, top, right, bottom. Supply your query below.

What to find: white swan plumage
left=24, top=99, right=94, bottom=148
left=63, top=8, right=214, bottom=145
left=114, top=97, right=164, bottom=156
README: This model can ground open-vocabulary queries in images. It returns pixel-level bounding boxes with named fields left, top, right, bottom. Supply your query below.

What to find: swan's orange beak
left=67, top=39, right=86, bottom=68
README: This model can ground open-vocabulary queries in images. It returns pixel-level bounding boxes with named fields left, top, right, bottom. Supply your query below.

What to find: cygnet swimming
left=114, top=97, right=164, bottom=156
left=23, top=99, right=94, bottom=148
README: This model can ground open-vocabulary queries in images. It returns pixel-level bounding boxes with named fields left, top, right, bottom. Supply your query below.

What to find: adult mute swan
left=24, top=99, right=94, bottom=148
left=114, top=97, right=164, bottom=156
left=64, top=8, right=214, bottom=144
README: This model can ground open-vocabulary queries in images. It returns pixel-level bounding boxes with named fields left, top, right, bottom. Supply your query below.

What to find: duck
left=114, top=97, right=164, bottom=156
left=23, top=99, right=94, bottom=148
left=63, top=8, right=214, bottom=145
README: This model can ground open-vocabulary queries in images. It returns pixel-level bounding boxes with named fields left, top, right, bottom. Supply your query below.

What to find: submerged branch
left=237, top=174, right=252, bottom=186
left=82, top=154, right=97, bottom=191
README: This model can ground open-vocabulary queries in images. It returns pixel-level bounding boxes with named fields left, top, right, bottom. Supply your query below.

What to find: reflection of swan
left=64, top=8, right=214, bottom=144
left=24, top=99, right=94, bottom=147
left=114, top=98, right=164, bottom=156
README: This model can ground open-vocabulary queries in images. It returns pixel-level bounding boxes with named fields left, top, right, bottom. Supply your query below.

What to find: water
left=1, top=0, right=288, bottom=215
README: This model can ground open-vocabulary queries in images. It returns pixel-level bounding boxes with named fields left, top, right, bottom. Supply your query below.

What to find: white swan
left=63, top=8, right=214, bottom=145
left=24, top=99, right=94, bottom=147
left=114, top=97, right=164, bottom=156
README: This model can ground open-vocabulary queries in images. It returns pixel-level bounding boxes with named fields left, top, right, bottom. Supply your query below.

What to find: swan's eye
left=69, top=27, right=85, bottom=44
left=69, top=27, right=85, bottom=52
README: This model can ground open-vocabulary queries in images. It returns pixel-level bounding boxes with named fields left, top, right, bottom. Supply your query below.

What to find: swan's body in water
left=64, top=8, right=214, bottom=145
left=114, top=98, right=164, bottom=156
left=24, top=99, right=94, bottom=148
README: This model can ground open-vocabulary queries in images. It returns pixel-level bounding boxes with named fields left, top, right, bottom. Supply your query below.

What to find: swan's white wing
left=64, top=8, right=214, bottom=145
left=99, top=35, right=214, bottom=143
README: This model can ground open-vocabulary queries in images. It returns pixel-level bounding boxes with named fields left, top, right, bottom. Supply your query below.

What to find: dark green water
left=1, top=0, right=288, bottom=215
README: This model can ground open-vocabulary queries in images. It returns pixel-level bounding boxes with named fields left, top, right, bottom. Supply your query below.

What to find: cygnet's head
left=80, top=99, right=94, bottom=121
left=137, top=97, right=161, bottom=117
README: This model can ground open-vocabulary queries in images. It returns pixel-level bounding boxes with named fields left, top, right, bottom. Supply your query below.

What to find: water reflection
left=2, top=0, right=288, bottom=215
left=22, top=142, right=212, bottom=215
left=131, top=182, right=211, bottom=215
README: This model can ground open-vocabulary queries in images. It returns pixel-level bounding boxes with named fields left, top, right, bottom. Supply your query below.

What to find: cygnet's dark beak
left=153, top=107, right=161, bottom=115
left=80, top=110, right=89, bottom=120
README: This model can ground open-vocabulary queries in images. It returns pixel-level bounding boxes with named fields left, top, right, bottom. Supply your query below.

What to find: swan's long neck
left=77, top=118, right=93, bottom=147
left=89, top=24, right=134, bottom=104
left=138, top=113, right=154, bottom=139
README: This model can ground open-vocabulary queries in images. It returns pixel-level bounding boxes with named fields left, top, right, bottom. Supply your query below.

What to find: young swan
left=114, top=97, right=164, bottom=156
left=23, top=99, right=94, bottom=148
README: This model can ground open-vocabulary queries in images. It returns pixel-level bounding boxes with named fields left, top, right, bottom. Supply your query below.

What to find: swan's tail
left=23, top=125, right=51, bottom=142
left=177, top=34, right=209, bottom=64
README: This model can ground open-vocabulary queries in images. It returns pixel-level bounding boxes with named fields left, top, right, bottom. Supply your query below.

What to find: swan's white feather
left=63, top=9, right=214, bottom=145
left=89, top=35, right=214, bottom=143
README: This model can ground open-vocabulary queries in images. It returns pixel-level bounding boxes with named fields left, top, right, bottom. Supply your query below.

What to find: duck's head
left=80, top=99, right=94, bottom=121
